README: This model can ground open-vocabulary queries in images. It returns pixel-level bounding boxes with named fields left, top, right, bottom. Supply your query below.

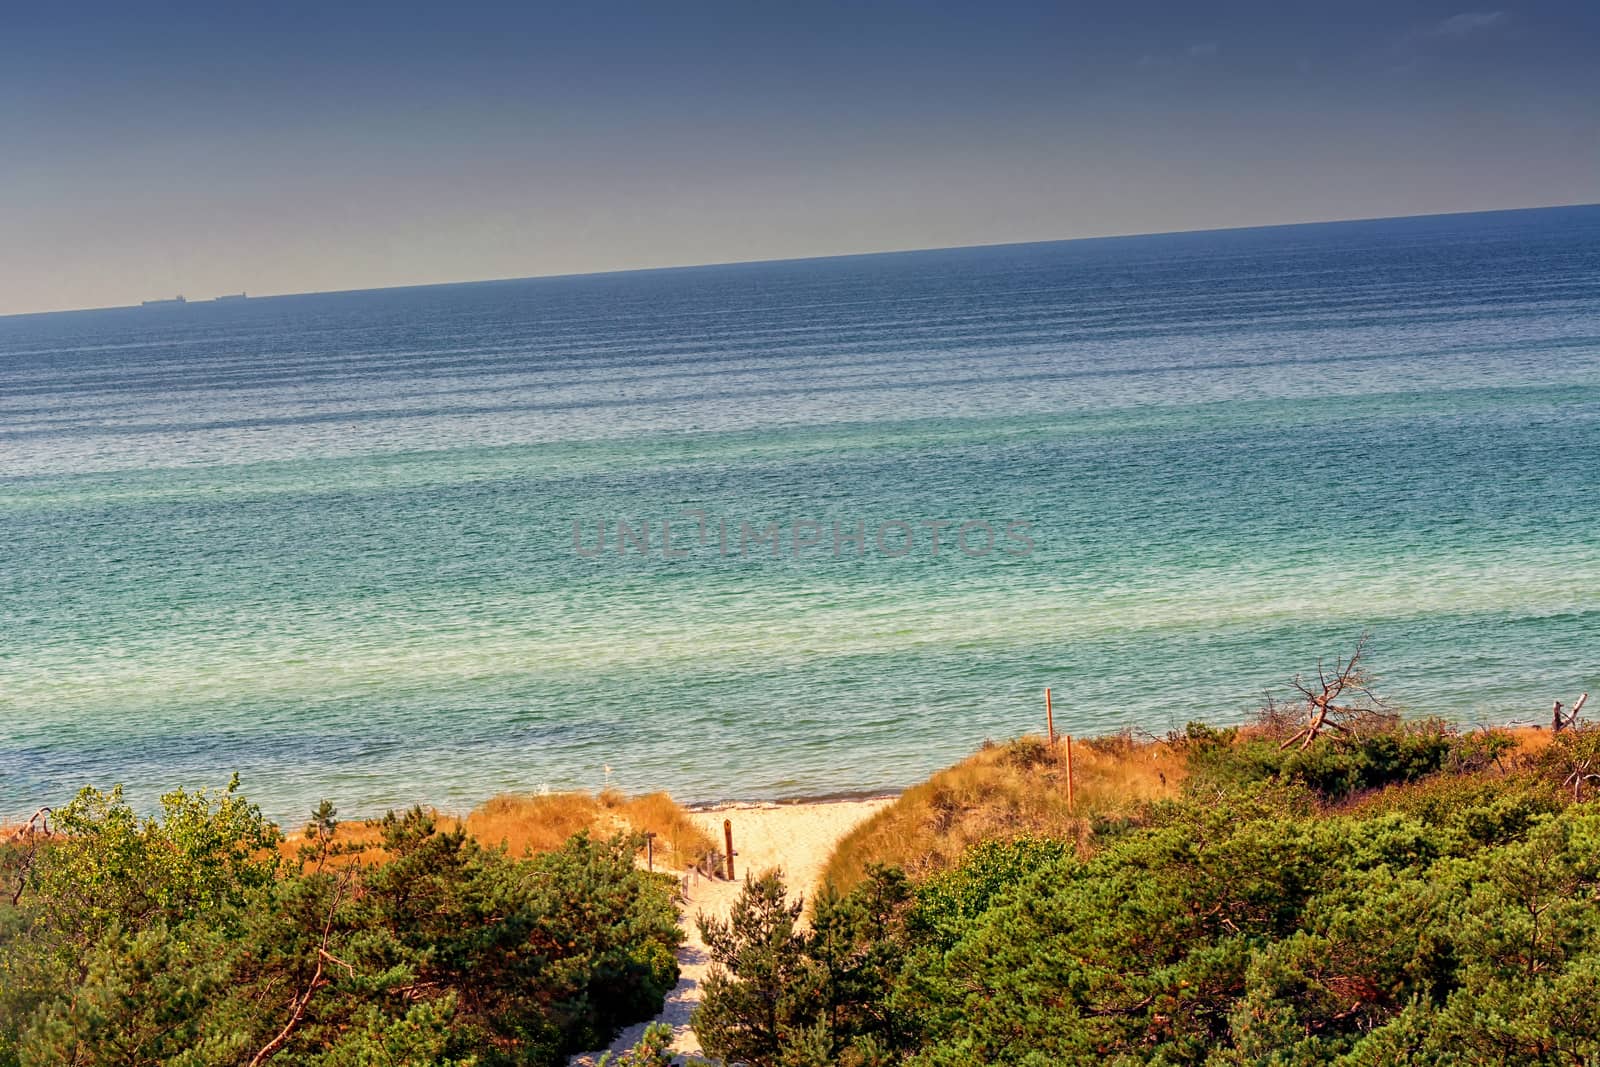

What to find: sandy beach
left=570, top=796, right=894, bottom=1065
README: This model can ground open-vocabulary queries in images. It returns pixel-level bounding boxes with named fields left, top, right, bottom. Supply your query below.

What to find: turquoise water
left=3, top=206, right=1599, bottom=822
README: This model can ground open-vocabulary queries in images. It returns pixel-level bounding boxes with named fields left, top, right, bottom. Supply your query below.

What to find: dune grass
left=278, top=789, right=716, bottom=870
left=465, top=792, right=611, bottom=857
left=821, top=731, right=1185, bottom=892
left=822, top=722, right=1571, bottom=894
left=601, top=788, right=718, bottom=868
left=278, top=816, right=399, bottom=867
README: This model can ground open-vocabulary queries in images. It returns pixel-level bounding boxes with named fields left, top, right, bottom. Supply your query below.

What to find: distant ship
left=141, top=295, right=187, bottom=307
left=212, top=293, right=248, bottom=303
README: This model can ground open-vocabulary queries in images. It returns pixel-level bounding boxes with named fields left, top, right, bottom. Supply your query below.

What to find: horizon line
left=6, top=200, right=1596, bottom=322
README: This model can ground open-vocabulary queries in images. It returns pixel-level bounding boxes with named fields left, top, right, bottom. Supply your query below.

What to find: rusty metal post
left=1045, top=687, right=1055, bottom=745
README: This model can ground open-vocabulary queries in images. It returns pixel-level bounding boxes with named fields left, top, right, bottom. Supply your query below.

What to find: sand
left=569, top=796, right=893, bottom=1065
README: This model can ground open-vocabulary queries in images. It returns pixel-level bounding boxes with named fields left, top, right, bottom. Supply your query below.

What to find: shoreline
left=5, top=785, right=907, bottom=825
left=7, top=718, right=1562, bottom=830
left=685, top=787, right=903, bottom=811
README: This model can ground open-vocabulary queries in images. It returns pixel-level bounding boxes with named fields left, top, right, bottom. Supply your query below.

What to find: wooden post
left=1045, top=688, right=1055, bottom=746
left=1065, top=734, right=1075, bottom=813
left=645, top=832, right=656, bottom=872
left=724, top=819, right=735, bottom=881
left=1554, top=700, right=1565, bottom=732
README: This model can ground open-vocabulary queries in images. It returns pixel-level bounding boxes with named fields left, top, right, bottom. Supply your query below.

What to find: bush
left=896, top=802, right=1600, bottom=1065
left=692, top=870, right=814, bottom=1066
left=1186, top=720, right=1465, bottom=802
left=693, top=866, right=919, bottom=1067
left=1535, top=723, right=1600, bottom=801
left=597, top=1022, right=675, bottom=1067
left=0, top=785, right=682, bottom=1067
left=909, top=837, right=1070, bottom=949
left=702, top=720, right=1600, bottom=1065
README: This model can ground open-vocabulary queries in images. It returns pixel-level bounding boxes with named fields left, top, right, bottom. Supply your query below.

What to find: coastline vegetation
left=0, top=786, right=700, bottom=1066
left=7, top=700, right=1600, bottom=1063
left=821, top=729, right=1186, bottom=891
left=271, top=789, right=716, bottom=872
left=696, top=717, right=1600, bottom=1065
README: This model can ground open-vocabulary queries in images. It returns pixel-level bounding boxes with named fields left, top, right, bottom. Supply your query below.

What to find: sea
left=3, top=205, right=1598, bottom=823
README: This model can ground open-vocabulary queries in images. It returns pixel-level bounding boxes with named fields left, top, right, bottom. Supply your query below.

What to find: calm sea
left=3, top=206, right=1598, bottom=822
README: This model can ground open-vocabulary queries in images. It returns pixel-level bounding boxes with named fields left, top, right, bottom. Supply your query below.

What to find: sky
left=1, top=1, right=1597, bottom=316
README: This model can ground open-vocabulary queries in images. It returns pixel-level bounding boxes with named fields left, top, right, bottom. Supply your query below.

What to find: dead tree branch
left=248, top=869, right=353, bottom=1067
left=1278, top=634, right=1392, bottom=751
left=1552, top=692, right=1589, bottom=733
left=5, top=807, right=54, bottom=906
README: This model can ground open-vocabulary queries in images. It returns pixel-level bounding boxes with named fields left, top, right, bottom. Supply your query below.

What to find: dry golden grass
left=466, top=792, right=609, bottom=857
left=276, top=813, right=450, bottom=868
left=821, top=724, right=1572, bottom=892
left=276, top=790, right=714, bottom=870
left=601, top=789, right=717, bottom=868
left=1502, top=725, right=1556, bottom=757
left=822, top=732, right=1184, bottom=892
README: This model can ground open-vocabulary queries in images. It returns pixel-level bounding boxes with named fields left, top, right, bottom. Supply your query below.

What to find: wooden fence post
left=1065, top=734, right=1075, bottom=813
left=724, top=819, right=735, bottom=881
left=1045, top=688, right=1055, bottom=746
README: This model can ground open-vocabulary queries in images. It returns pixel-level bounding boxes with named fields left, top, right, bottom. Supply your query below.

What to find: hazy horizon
left=3, top=201, right=1595, bottom=320
left=4, top=1, right=1597, bottom=317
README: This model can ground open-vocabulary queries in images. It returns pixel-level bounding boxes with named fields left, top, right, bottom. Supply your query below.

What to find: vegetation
left=276, top=788, right=716, bottom=871
left=0, top=780, right=686, bottom=1066
left=596, top=1023, right=676, bottom=1066
left=698, top=719, right=1600, bottom=1065
left=822, top=731, right=1184, bottom=891
left=7, top=650, right=1599, bottom=1064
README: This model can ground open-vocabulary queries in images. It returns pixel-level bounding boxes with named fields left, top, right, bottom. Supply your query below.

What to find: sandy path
left=569, top=797, right=893, bottom=1065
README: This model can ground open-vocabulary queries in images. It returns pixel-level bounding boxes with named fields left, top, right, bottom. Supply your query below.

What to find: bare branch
left=1273, top=634, right=1387, bottom=750
left=5, top=807, right=55, bottom=906
left=248, top=870, right=353, bottom=1067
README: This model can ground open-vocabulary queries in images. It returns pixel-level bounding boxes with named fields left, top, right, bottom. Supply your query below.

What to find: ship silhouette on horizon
left=139, top=292, right=248, bottom=307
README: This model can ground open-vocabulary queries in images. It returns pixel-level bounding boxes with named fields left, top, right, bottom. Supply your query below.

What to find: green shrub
left=1183, top=734, right=1283, bottom=794
left=1280, top=720, right=1457, bottom=798
left=692, top=870, right=815, bottom=1067
left=1187, top=720, right=1466, bottom=802
left=0, top=786, right=682, bottom=1067
left=1536, top=723, right=1600, bottom=801
left=690, top=721, right=1600, bottom=1066
left=597, top=1022, right=675, bottom=1067
left=909, top=837, right=1070, bottom=949
left=693, top=866, right=919, bottom=1067
left=900, top=803, right=1600, bottom=1064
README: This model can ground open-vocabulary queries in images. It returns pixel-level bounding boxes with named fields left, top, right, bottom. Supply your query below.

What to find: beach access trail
left=570, top=797, right=893, bottom=1065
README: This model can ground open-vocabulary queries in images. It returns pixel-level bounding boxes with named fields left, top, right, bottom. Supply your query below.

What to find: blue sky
left=2, top=1, right=1596, bottom=314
